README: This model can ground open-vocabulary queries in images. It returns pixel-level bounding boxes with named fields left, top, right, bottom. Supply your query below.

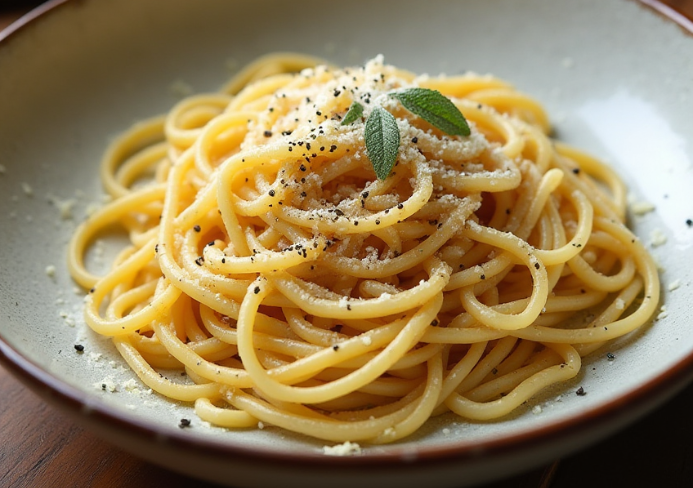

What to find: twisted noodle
left=67, top=53, right=660, bottom=444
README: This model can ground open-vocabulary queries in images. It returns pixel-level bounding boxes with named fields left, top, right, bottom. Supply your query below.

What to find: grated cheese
left=322, top=441, right=362, bottom=456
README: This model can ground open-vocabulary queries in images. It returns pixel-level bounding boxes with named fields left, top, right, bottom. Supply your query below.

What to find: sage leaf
left=391, top=88, right=470, bottom=136
left=364, top=106, right=400, bottom=180
left=341, top=101, right=364, bottom=125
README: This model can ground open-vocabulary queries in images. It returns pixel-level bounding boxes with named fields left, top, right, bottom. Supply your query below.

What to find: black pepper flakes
left=254, top=286, right=261, bottom=294
left=687, top=219, right=693, bottom=227
left=193, top=225, right=201, bottom=232
left=263, top=130, right=272, bottom=137
left=576, top=386, right=586, bottom=396
left=179, top=418, right=192, bottom=428
left=74, top=344, right=85, bottom=352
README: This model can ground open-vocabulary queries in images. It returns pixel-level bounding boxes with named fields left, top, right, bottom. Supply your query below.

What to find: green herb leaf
left=364, top=106, right=400, bottom=180
left=341, top=101, right=364, bottom=125
left=391, top=88, right=470, bottom=136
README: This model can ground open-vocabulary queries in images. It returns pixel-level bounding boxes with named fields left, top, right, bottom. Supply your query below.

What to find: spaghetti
left=67, top=53, right=660, bottom=444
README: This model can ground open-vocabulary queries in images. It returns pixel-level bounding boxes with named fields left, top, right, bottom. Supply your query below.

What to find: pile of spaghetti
left=68, top=54, right=660, bottom=444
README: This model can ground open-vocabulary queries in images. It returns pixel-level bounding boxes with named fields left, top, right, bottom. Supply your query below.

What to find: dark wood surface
left=2, top=2, right=693, bottom=487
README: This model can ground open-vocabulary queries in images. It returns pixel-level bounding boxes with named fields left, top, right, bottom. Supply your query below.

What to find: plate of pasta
left=1, top=0, right=693, bottom=487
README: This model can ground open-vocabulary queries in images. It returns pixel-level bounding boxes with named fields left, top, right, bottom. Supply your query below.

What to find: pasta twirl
left=67, top=53, right=660, bottom=444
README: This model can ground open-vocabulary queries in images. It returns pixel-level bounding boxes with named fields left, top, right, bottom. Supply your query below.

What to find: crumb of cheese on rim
left=668, top=279, right=681, bottom=291
left=649, top=229, right=667, bottom=247
left=322, top=441, right=362, bottom=456
left=630, top=200, right=655, bottom=216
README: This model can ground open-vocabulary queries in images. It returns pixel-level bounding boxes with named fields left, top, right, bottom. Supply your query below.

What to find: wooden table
left=2, top=2, right=693, bottom=487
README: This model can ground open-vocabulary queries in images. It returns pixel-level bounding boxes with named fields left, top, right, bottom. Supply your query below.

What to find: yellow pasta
left=67, top=53, right=660, bottom=444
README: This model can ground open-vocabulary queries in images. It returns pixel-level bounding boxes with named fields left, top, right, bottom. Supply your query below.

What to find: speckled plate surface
left=1, top=1, right=692, bottom=487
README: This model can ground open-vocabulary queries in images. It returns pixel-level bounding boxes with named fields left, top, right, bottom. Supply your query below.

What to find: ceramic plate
left=1, top=1, right=693, bottom=487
